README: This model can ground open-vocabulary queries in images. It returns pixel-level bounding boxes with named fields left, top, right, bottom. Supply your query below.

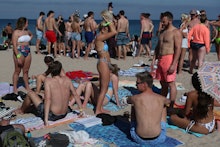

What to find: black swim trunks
left=190, top=42, right=205, bottom=50
left=36, top=102, right=67, bottom=121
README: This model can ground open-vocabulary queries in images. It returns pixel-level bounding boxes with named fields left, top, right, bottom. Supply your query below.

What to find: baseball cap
left=190, top=9, right=197, bottom=15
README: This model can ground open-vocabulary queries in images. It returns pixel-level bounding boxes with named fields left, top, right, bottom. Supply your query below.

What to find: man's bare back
left=117, top=17, right=129, bottom=33
left=36, top=16, right=44, bottom=31
left=130, top=90, right=167, bottom=138
left=66, top=21, right=73, bottom=32
left=84, top=17, right=96, bottom=32
left=44, top=76, right=72, bottom=115
left=45, top=16, right=56, bottom=31
left=141, top=18, right=152, bottom=32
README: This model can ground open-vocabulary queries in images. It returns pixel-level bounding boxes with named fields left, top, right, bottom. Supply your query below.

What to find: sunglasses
left=136, top=81, right=143, bottom=85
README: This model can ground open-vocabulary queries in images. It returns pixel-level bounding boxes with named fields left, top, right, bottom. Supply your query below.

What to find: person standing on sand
left=5, top=23, right=13, bottom=48
left=35, top=11, right=45, bottom=54
left=65, top=16, right=73, bottom=53
left=95, top=10, right=117, bottom=115
left=137, top=13, right=153, bottom=58
left=44, top=10, right=62, bottom=57
left=116, top=10, right=130, bottom=60
left=124, top=71, right=169, bottom=146
left=83, top=11, right=97, bottom=60
left=152, top=11, right=182, bottom=109
left=16, top=61, right=83, bottom=126
left=12, top=17, right=33, bottom=94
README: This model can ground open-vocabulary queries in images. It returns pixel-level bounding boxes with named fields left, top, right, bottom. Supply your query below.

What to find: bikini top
left=18, top=35, right=31, bottom=43
left=108, top=80, right=113, bottom=89
left=103, top=42, right=108, bottom=52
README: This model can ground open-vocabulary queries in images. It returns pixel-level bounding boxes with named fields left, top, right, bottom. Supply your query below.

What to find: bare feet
left=14, top=108, right=24, bottom=115
left=95, top=107, right=110, bottom=115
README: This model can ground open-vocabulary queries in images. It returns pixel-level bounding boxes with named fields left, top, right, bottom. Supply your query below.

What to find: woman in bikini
left=210, top=14, right=220, bottom=61
left=170, top=72, right=216, bottom=134
left=94, top=10, right=117, bottom=114
left=69, top=64, right=121, bottom=109
left=12, top=17, right=33, bottom=94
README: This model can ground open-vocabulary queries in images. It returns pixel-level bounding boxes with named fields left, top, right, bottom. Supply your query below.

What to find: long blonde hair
left=100, top=10, right=113, bottom=22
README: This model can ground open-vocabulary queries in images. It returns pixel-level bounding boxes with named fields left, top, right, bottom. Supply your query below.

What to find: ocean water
left=0, top=19, right=215, bottom=52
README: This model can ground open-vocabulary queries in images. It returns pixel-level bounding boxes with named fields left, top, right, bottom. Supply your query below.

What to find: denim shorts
left=130, top=121, right=167, bottom=146
left=36, top=29, right=43, bottom=40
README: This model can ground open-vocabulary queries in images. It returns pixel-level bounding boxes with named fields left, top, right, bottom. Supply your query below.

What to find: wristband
left=16, top=53, right=22, bottom=59
left=103, top=22, right=111, bottom=27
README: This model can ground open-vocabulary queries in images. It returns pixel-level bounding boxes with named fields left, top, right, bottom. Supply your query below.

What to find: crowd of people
left=1, top=2, right=220, bottom=146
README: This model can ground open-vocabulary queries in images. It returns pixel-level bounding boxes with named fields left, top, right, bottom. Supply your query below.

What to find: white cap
left=83, top=14, right=88, bottom=19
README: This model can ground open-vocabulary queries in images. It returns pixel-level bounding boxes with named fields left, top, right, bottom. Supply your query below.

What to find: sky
left=0, top=0, right=219, bottom=20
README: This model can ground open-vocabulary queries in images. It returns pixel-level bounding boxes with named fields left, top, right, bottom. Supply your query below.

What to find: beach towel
left=66, top=70, right=96, bottom=80
left=10, top=113, right=79, bottom=131
left=166, top=117, right=204, bottom=137
left=86, top=86, right=140, bottom=112
left=69, top=119, right=184, bottom=147
left=118, top=67, right=151, bottom=77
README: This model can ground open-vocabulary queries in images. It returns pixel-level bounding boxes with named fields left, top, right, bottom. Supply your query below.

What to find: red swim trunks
left=45, top=30, right=57, bottom=43
left=156, top=54, right=177, bottom=82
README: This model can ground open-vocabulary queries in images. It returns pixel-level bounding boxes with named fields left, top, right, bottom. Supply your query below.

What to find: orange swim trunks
left=156, top=54, right=177, bottom=82
left=45, top=30, right=57, bottom=43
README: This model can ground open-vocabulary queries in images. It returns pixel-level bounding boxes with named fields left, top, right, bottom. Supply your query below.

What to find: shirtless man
left=116, top=10, right=130, bottom=60
left=35, top=11, right=45, bottom=54
left=65, top=16, right=73, bottom=52
left=71, top=15, right=82, bottom=58
left=187, top=10, right=201, bottom=66
left=44, top=10, right=62, bottom=57
left=152, top=11, right=182, bottom=109
left=126, top=71, right=169, bottom=146
left=138, top=13, right=154, bottom=58
left=5, top=23, right=13, bottom=48
left=83, top=11, right=97, bottom=60
left=16, top=61, right=83, bottom=126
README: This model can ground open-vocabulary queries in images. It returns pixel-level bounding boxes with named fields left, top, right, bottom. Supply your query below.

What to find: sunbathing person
left=0, top=119, right=25, bottom=134
left=170, top=72, right=215, bottom=134
left=32, top=55, right=65, bottom=94
left=69, top=64, right=121, bottom=109
left=16, top=61, right=83, bottom=126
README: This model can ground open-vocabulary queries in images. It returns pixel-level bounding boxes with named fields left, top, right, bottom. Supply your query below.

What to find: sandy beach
left=0, top=46, right=220, bottom=147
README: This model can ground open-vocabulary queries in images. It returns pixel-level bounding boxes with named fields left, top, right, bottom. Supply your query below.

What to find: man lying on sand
left=16, top=61, right=83, bottom=126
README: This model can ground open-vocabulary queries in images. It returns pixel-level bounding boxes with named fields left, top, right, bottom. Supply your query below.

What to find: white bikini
left=18, top=35, right=31, bottom=43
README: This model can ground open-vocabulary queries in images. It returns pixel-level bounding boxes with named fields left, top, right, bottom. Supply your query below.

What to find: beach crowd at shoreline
left=0, top=1, right=220, bottom=146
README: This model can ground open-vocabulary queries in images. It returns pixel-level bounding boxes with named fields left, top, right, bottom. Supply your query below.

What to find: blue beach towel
left=69, top=120, right=184, bottom=147
left=86, top=86, right=140, bottom=112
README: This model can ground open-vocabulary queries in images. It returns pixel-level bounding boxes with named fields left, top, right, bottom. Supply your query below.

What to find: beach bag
left=1, top=128, right=30, bottom=147
left=46, top=133, right=69, bottom=147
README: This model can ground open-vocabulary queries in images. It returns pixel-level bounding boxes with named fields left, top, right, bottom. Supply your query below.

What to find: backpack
left=1, top=128, right=30, bottom=147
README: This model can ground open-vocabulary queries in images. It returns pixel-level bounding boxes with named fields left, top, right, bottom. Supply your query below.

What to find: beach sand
left=0, top=46, right=220, bottom=147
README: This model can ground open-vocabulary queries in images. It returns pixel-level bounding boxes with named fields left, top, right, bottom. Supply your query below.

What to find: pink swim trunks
left=45, top=30, right=57, bottom=43
left=156, top=54, right=177, bottom=82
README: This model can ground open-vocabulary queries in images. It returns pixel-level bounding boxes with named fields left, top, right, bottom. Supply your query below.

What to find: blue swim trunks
left=116, top=32, right=129, bottom=45
left=130, top=121, right=167, bottom=146
left=72, top=32, right=81, bottom=41
left=36, top=29, right=43, bottom=40
left=85, top=31, right=94, bottom=43
left=141, top=32, right=151, bottom=45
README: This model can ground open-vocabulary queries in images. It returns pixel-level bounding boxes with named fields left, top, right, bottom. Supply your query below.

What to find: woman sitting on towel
left=170, top=72, right=216, bottom=134
left=69, top=64, right=121, bottom=109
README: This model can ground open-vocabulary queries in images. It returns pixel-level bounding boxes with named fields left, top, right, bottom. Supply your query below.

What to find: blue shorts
left=18, top=45, right=30, bottom=57
left=36, top=29, right=43, bottom=40
left=116, top=32, right=129, bottom=45
left=85, top=31, right=94, bottom=43
left=72, top=32, right=81, bottom=41
left=130, top=121, right=167, bottom=146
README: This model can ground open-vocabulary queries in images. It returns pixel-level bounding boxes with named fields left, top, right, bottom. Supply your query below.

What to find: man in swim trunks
left=138, top=13, right=154, bottom=58
left=16, top=61, right=83, bottom=126
left=44, top=10, right=62, bottom=57
left=116, top=10, right=130, bottom=60
left=152, top=11, right=182, bottom=109
left=83, top=11, right=97, bottom=60
left=125, top=71, right=169, bottom=146
left=35, top=11, right=45, bottom=54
